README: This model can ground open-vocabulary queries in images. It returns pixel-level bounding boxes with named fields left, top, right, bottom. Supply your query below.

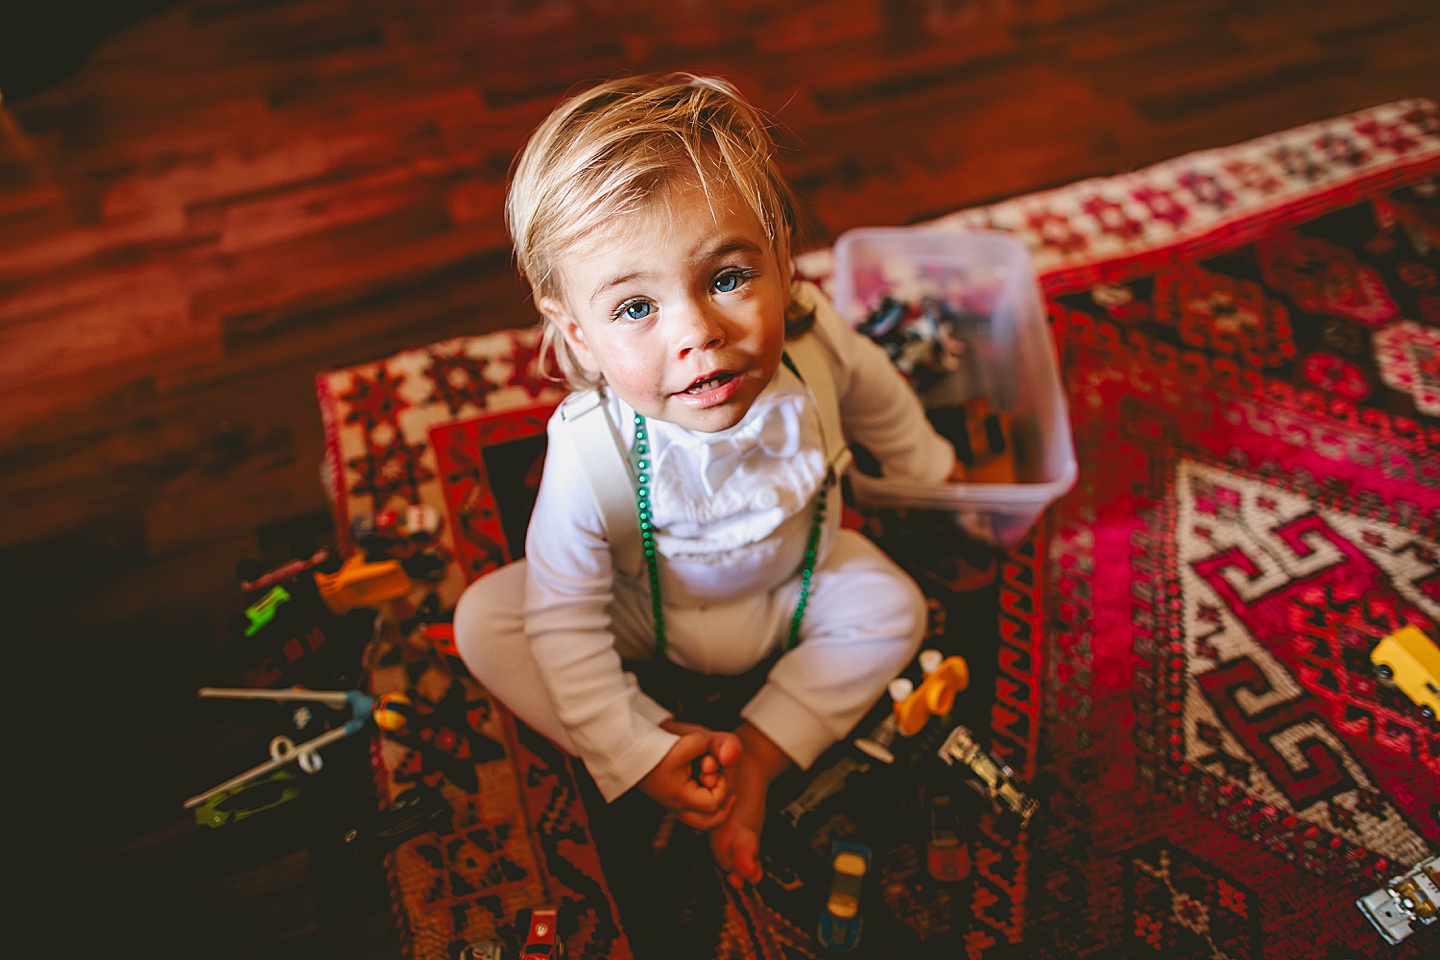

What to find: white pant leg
left=741, top=528, right=927, bottom=769
left=453, top=560, right=584, bottom=754
left=453, top=560, right=669, bottom=760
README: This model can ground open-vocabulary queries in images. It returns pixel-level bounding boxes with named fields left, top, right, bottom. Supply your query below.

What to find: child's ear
left=776, top=237, right=795, bottom=286
left=538, top=295, right=599, bottom=372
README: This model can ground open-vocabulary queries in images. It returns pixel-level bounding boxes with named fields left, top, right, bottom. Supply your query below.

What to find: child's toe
left=733, top=832, right=762, bottom=883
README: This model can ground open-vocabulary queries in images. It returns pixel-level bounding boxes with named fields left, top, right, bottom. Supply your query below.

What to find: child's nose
left=673, top=301, right=726, bottom=356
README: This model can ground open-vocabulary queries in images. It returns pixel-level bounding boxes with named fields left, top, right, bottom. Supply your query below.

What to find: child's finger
left=695, top=753, right=721, bottom=789
left=675, top=773, right=728, bottom=813
left=689, top=761, right=717, bottom=789
left=689, top=751, right=719, bottom=784
left=679, top=793, right=735, bottom=831
left=698, top=771, right=730, bottom=799
left=669, top=731, right=716, bottom=769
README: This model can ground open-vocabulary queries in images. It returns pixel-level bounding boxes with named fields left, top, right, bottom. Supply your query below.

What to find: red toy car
left=926, top=790, right=970, bottom=881
left=519, top=905, right=564, bottom=958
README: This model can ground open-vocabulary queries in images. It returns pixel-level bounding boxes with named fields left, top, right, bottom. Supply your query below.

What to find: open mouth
left=682, top=371, right=736, bottom=395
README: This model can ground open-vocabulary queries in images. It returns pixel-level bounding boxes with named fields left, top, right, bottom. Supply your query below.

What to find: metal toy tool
left=183, top=685, right=411, bottom=810
left=936, top=724, right=1039, bottom=828
left=780, top=755, right=871, bottom=827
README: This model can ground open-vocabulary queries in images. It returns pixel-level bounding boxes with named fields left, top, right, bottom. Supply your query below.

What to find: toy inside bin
left=831, top=227, right=1077, bottom=548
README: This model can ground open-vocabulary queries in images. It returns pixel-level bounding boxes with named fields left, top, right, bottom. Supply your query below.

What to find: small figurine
left=816, top=840, right=871, bottom=953
left=1356, top=854, right=1439, bottom=944
left=375, top=504, right=442, bottom=541
left=1371, top=625, right=1440, bottom=722
left=781, top=755, right=870, bottom=828
left=936, top=724, right=1039, bottom=829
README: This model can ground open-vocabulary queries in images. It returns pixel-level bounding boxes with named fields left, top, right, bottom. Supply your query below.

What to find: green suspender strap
left=558, top=331, right=850, bottom=657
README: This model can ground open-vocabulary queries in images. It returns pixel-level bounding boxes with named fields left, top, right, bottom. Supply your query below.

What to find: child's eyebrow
left=701, top=236, right=764, bottom=261
left=588, top=271, right=649, bottom=304
left=587, top=236, right=765, bottom=305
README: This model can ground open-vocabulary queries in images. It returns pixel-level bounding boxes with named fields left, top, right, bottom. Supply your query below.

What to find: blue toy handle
left=344, top=689, right=377, bottom=733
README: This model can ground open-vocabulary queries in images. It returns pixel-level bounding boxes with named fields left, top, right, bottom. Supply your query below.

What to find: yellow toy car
left=817, top=840, right=871, bottom=952
left=1371, top=625, right=1440, bottom=722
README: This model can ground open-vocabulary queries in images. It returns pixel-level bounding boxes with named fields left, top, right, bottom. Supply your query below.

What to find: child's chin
left=672, top=397, right=757, bottom=433
left=671, top=413, right=744, bottom=434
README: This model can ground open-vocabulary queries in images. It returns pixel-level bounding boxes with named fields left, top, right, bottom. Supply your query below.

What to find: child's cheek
left=603, top=352, right=666, bottom=411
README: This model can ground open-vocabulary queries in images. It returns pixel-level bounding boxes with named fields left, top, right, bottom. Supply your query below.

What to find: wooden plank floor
left=2, top=1, right=1436, bottom=957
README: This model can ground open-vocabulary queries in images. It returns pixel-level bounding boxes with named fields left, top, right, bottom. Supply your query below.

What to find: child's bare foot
left=709, top=758, right=767, bottom=887
left=708, top=723, right=792, bottom=888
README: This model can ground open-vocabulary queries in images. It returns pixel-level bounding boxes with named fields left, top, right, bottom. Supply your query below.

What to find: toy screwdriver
left=183, top=685, right=413, bottom=810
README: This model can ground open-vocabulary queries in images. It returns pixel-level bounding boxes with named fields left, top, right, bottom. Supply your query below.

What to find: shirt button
left=755, top=488, right=779, bottom=509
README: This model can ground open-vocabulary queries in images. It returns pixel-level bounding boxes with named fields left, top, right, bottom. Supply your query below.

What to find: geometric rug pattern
left=317, top=97, right=1440, bottom=959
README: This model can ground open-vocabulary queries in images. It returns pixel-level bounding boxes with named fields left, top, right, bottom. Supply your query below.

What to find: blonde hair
left=506, top=73, right=809, bottom=389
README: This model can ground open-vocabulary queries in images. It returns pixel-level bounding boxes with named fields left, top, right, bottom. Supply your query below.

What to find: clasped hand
left=638, top=720, right=742, bottom=830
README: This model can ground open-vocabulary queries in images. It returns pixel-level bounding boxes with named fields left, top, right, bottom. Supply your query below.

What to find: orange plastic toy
left=890, top=649, right=970, bottom=736
left=313, top=553, right=414, bottom=614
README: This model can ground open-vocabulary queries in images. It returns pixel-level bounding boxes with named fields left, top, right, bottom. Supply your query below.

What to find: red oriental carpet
left=317, top=98, right=1439, bottom=959
left=1015, top=131, right=1440, bottom=960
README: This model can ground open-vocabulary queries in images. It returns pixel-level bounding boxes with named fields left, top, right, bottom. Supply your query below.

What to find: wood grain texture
left=2, top=1, right=1436, bottom=957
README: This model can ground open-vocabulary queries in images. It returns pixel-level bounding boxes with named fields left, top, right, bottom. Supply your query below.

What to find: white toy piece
left=1357, top=854, right=1439, bottom=945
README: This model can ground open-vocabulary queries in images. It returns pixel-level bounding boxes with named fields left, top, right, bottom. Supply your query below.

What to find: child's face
left=541, top=175, right=790, bottom=434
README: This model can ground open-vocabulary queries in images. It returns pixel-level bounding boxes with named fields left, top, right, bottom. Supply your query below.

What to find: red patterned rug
left=317, top=98, right=1440, bottom=959
left=365, top=623, right=631, bottom=957
left=1023, top=127, right=1440, bottom=957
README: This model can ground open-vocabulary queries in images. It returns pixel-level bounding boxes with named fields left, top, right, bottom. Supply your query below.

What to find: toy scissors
left=182, top=686, right=409, bottom=810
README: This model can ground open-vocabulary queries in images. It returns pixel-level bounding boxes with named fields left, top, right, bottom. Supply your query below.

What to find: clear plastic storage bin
left=831, top=227, right=1077, bottom=548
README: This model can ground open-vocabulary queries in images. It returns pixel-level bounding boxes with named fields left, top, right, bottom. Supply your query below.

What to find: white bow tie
left=657, top=394, right=806, bottom=498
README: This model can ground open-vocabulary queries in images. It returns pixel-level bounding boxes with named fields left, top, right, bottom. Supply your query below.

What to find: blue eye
left=621, top=300, right=653, bottom=321
left=714, top=272, right=741, bottom=293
